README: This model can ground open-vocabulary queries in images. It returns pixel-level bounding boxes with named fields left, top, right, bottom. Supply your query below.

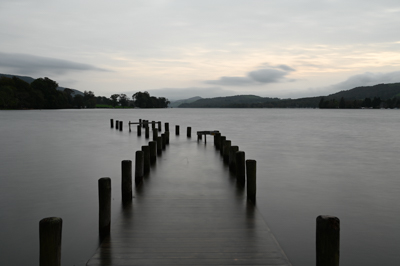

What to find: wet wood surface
left=87, top=138, right=291, bottom=266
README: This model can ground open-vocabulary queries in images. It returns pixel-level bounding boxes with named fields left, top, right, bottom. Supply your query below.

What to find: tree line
left=318, top=96, right=400, bottom=109
left=0, top=76, right=169, bottom=109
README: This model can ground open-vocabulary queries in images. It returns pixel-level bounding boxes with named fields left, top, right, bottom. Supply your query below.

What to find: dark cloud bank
left=0, top=52, right=107, bottom=75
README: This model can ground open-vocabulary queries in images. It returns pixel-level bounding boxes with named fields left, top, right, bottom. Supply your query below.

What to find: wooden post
left=157, top=136, right=162, bottom=155
left=246, top=160, right=256, bottom=203
left=121, top=160, right=132, bottom=203
left=214, top=132, right=221, bottom=149
left=149, top=141, right=157, bottom=163
left=119, top=121, right=123, bottom=131
left=176, top=125, right=180, bottom=135
left=137, top=125, right=141, bottom=136
left=197, top=133, right=202, bottom=142
left=236, top=151, right=245, bottom=184
left=158, top=121, right=162, bottom=131
left=145, top=126, right=149, bottom=139
left=219, top=136, right=226, bottom=156
left=187, top=127, right=191, bottom=138
left=229, top=146, right=239, bottom=172
left=153, top=128, right=158, bottom=141
left=165, top=122, right=169, bottom=132
left=223, top=140, right=231, bottom=163
left=161, top=133, right=166, bottom=149
left=135, top=151, right=144, bottom=184
left=142, top=120, right=147, bottom=128
left=110, top=119, right=114, bottom=128
left=116, top=120, right=119, bottom=130
left=316, top=215, right=340, bottom=266
left=151, top=121, right=156, bottom=130
left=98, top=177, right=111, bottom=239
left=39, top=217, right=62, bottom=266
left=142, top=146, right=150, bottom=173
left=165, top=131, right=170, bottom=144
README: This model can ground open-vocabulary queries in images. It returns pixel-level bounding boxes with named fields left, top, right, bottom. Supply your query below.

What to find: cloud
left=205, top=64, right=295, bottom=86
left=0, top=52, right=108, bottom=75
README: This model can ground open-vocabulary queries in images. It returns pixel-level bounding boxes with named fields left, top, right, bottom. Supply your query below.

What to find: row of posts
left=212, top=132, right=256, bottom=203
left=38, top=120, right=339, bottom=266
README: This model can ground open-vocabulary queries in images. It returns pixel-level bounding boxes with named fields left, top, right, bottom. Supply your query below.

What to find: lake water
left=0, top=109, right=399, bottom=265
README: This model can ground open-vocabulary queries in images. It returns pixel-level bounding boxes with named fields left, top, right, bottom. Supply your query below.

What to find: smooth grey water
left=0, top=109, right=399, bottom=265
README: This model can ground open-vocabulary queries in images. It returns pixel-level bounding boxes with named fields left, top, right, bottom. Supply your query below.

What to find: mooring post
left=223, top=140, right=231, bottom=163
left=116, top=120, right=119, bottom=130
left=153, top=128, right=158, bottom=141
left=135, top=151, right=144, bottom=184
left=119, top=121, right=123, bottom=131
left=145, top=125, right=149, bottom=139
left=157, top=136, right=162, bottom=155
left=121, top=160, right=132, bottom=203
left=39, top=217, right=62, bottom=266
left=187, top=127, right=192, bottom=138
left=246, top=160, right=256, bottom=202
left=165, top=122, right=169, bottom=132
left=151, top=121, right=156, bottom=130
left=161, top=133, right=166, bottom=149
left=165, top=131, right=170, bottom=144
left=142, top=120, right=147, bottom=128
left=236, top=151, right=246, bottom=184
left=137, top=125, right=141, bottom=136
left=219, top=136, right=226, bottom=156
left=110, top=119, right=114, bottom=128
left=229, top=146, right=239, bottom=172
left=98, top=177, right=111, bottom=239
left=316, top=215, right=340, bottom=266
left=158, top=121, right=162, bottom=131
left=149, top=141, right=157, bottom=163
left=142, top=146, right=150, bottom=173
left=214, top=132, right=221, bottom=149
left=176, top=125, right=180, bottom=135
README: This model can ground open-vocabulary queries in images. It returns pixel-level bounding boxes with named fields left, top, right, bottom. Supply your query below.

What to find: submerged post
left=116, top=120, right=119, bottom=130
left=153, top=128, right=158, bottom=141
left=236, top=151, right=245, bottom=184
left=165, top=131, right=170, bottom=144
left=229, top=146, right=239, bottom=172
left=135, top=151, right=144, bottom=184
left=161, top=133, right=166, bottom=149
left=158, top=121, right=162, bottom=131
left=137, top=125, right=141, bottom=136
left=187, top=127, right=191, bottom=138
left=98, top=177, right=111, bottom=239
left=142, top=146, right=150, bottom=173
left=316, top=215, right=340, bottom=266
left=223, top=140, right=231, bottom=163
left=214, top=132, right=221, bottom=150
left=119, top=121, right=123, bottom=131
left=219, top=136, right=226, bottom=156
left=246, top=160, right=256, bottom=203
left=157, top=136, right=162, bottom=155
left=165, top=122, right=169, bottom=132
left=149, top=141, right=157, bottom=163
left=176, top=125, right=180, bottom=135
left=39, top=217, right=62, bottom=266
left=110, top=119, right=114, bottom=128
left=145, top=125, right=149, bottom=139
left=151, top=121, right=156, bottom=130
left=121, top=160, right=132, bottom=203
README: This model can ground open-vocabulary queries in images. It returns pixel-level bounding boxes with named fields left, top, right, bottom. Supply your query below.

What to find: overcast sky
left=1, top=0, right=400, bottom=100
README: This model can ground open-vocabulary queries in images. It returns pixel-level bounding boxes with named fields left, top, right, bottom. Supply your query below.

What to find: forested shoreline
left=0, top=76, right=169, bottom=109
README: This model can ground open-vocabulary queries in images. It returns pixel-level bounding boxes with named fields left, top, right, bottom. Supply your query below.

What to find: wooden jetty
left=87, top=132, right=291, bottom=266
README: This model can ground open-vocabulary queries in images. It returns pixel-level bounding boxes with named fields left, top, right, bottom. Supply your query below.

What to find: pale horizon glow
left=1, top=0, right=400, bottom=101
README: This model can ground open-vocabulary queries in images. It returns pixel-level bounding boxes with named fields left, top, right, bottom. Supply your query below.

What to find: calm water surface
left=0, top=109, right=399, bottom=265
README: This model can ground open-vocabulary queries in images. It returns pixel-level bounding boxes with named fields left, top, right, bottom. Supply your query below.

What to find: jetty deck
left=87, top=137, right=291, bottom=266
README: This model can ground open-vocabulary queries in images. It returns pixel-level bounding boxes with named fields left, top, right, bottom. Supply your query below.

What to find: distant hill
left=179, top=83, right=400, bottom=108
left=0, top=73, right=83, bottom=96
left=179, top=95, right=280, bottom=108
left=169, top=96, right=202, bottom=108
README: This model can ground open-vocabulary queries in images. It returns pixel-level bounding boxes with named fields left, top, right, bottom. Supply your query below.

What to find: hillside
left=0, top=73, right=83, bottom=96
left=179, top=83, right=400, bottom=108
left=169, top=96, right=202, bottom=108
